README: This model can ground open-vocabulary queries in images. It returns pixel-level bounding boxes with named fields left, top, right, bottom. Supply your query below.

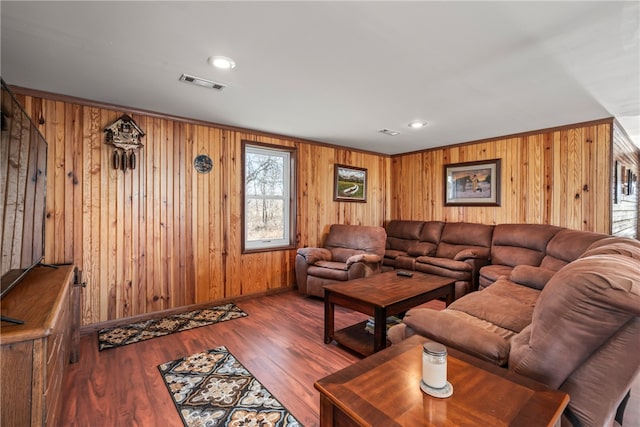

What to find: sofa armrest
left=346, top=253, right=382, bottom=267
left=509, top=265, right=556, bottom=290
left=296, top=247, right=332, bottom=264
left=453, top=247, right=491, bottom=261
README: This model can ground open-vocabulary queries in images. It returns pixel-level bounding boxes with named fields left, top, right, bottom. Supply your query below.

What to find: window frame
left=241, top=141, right=297, bottom=253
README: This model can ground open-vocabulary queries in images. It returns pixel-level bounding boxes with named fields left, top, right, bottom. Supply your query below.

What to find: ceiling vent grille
left=179, top=74, right=226, bottom=91
left=378, top=128, right=400, bottom=136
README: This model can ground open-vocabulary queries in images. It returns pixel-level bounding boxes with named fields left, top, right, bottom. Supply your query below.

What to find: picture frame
left=334, top=164, right=367, bottom=202
left=444, top=159, right=501, bottom=206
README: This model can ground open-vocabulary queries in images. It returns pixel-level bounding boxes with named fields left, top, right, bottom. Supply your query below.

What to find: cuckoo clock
left=104, top=114, right=145, bottom=171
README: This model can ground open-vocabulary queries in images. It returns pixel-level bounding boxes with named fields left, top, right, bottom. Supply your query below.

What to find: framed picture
left=444, top=159, right=501, bottom=206
left=334, top=164, right=367, bottom=202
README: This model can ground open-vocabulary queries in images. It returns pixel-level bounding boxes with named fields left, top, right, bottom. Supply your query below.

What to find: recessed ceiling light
left=208, top=56, right=236, bottom=70
left=408, top=121, right=428, bottom=129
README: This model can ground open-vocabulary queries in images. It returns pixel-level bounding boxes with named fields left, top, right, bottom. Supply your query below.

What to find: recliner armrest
left=510, top=265, right=555, bottom=290
left=296, top=247, right=332, bottom=264
left=454, top=247, right=490, bottom=261
left=346, top=253, right=382, bottom=266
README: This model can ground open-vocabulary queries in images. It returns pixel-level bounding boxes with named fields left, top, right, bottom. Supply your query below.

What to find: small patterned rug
left=98, top=303, right=248, bottom=351
left=159, top=346, right=302, bottom=427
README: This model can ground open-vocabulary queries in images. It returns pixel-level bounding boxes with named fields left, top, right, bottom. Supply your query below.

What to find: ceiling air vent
left=378, top=128, right=400, bottom=136
left=179, top=74, right=226, bottom=91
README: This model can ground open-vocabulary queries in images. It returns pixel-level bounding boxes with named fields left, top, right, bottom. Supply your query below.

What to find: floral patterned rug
left=158, top=346, right=302, bottom=427
left=98, top=303, right=248, bottom=350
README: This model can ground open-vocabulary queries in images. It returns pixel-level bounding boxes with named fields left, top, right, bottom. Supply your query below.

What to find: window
left=242, top=142, right=296, bottom=252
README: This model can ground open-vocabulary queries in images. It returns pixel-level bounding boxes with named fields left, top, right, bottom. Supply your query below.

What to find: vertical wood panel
left=20, top=91, right=617, bottom=326
left=391, top=122, right=613, bottom=231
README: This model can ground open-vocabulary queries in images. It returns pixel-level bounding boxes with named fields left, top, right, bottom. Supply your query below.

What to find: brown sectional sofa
left=387, top=226, right=640, bottom=427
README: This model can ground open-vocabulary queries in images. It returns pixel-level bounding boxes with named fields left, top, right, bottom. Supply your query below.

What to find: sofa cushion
left=539, top=228, right=607, bottom=271
left=307, top=263, right=349, bottom=280
left=385, top=220, right=424, bottom=241
left=450, top=279, right=539, bottom=333
left=330, top=247, right=362, bottom=263
left=435, top=222, right=494, bottom=259
left=490, top=224, right=562, bottom=267
left=419, top=221, right=445, bottom=244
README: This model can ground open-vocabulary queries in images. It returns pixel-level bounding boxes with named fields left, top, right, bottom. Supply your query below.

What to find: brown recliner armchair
left=295, top=224, right=386, bottom=297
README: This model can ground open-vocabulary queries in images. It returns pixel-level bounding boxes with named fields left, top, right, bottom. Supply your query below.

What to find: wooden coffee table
left=323, top=271, right=455, bottom=356
left=315, top=335, right=570, bottom=427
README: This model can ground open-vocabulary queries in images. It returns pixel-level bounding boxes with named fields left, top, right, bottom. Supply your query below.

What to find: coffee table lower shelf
left=333, top=321, right=391, bottom=357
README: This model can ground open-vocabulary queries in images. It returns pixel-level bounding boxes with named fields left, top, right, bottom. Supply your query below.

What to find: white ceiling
left=1, top=1, right=639, bottom=155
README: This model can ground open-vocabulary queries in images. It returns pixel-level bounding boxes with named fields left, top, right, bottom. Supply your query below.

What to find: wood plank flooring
left=60, top=291, right=639, bottom=427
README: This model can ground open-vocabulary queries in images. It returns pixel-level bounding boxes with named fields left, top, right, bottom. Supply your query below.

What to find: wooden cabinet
left=1, top=265, right=78, bottom=427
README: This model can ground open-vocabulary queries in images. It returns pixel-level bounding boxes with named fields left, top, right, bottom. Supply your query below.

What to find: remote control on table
left=396, top=270, right=413, bottom=277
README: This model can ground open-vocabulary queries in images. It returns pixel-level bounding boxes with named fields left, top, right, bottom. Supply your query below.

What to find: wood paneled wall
left=612, top=122, right=640, bottom=238
left=390, top=121, right=614, bottom=232
left=17, top=94, right=389, bottom=325
left=13, top=89, right=624, bottom=326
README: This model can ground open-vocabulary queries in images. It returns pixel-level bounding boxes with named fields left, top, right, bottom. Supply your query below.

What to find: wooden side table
left=315, top=335, right=569, bottom=426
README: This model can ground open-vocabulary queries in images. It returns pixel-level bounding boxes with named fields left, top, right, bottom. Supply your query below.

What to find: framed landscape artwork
left=334, top=164, right=367, bottom=202
left=444, top=159, right=501, bottom=206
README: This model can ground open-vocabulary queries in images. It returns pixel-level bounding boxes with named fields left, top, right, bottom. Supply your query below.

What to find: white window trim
left=242, top=142, right=296, bottom=252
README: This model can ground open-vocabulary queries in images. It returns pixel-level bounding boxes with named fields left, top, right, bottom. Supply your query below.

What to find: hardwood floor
left=61, top=291, right=372, bottom=426
left=60, top=291, right=639, bottom=427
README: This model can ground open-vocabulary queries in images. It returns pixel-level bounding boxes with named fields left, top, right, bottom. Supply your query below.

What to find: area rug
left=158, top=346, right=302, bottom=427
left=98, top=303, right=248, bottom=351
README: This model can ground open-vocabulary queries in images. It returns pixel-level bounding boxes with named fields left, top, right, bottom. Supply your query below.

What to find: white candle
left=422, top=342, right=447, bottom=389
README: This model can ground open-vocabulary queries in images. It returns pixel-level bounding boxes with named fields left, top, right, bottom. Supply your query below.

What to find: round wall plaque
left=194, top=154, right=213, bottom=174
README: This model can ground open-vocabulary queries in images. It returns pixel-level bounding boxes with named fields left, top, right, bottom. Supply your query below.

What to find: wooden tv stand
left=0, top=264, right=79, bottom=427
